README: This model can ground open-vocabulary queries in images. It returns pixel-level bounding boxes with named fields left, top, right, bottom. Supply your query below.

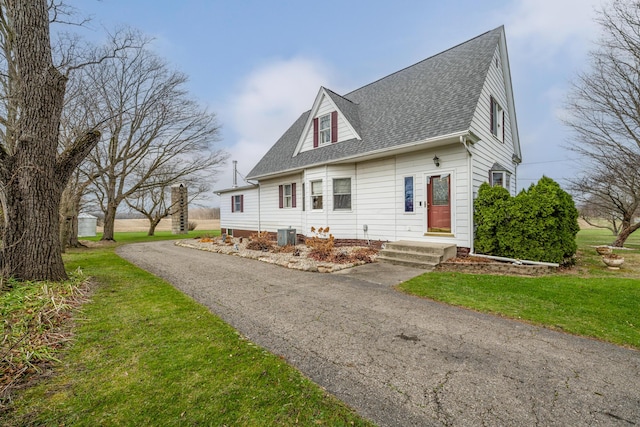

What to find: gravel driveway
left=117, top=241, right=640, bottom=426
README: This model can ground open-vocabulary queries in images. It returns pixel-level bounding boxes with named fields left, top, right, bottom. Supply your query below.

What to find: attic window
left=319, top=114, right=331, bottom=144
left=313, top=111, right=338, bottom=147
left=490, top=96, right=504, bottom=142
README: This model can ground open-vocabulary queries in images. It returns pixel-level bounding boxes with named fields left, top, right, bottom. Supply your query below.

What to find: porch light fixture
left=433, top=155, right=440, bottom=167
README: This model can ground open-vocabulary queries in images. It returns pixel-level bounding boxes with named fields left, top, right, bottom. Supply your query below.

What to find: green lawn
left=1, top=231, right=373, bottom=426
left=4, top=227, right=639, bottom=425
left=398, top=228, right=640, bottom=349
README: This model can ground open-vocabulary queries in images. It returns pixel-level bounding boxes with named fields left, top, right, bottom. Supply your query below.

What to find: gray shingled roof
left=247, top=27, right=502, bottom=180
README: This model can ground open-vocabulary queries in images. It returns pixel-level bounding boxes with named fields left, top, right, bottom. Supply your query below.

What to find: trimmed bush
left=474, top=184, right=511, bottom=255
left=474, top=177, right=579, bottom=264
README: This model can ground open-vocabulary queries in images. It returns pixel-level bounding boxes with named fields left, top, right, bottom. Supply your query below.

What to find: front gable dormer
left=294, top=87, right=362, bottom=156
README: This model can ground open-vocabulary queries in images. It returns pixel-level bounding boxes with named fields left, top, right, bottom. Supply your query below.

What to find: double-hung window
left=278, top=183, right=296, bottom=208
left=311, top=180, right=323, bottom=210
left=231, top=195, right=243, bottom=213
left=283, top=184, right=292, bottom=208
left=313, top=111, right=338, bottom=147
left=333, top=178, right=351, bottom=210
left=319, top=114, right=331, bottom=144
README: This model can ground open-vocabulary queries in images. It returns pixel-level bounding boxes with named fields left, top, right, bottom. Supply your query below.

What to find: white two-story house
left=217, top=26, right=521, bottom=254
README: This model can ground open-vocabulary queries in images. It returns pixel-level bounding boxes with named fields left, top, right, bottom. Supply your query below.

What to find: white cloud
left=501, top=0, right=604, bottom=62
left=216, top=57, right=335, bottom=192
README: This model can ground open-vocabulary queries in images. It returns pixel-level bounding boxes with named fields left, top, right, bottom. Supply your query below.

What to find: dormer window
left=313, top=111, right=338, bottom=148
left=319, top=114, right=331, bottom=144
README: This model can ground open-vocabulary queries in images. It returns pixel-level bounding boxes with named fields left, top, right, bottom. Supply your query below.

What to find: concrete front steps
left=378, top=241, right=457, bottom=270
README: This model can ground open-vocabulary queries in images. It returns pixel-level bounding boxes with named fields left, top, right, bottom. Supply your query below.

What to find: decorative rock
left=176, top=238, right=376, bottom=273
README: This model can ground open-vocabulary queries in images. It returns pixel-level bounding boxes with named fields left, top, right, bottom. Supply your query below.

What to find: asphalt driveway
left=117, top=241, right=640, bottom=426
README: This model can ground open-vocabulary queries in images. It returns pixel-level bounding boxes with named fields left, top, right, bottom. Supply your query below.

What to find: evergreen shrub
left=474, top=176, right=579, bottom=264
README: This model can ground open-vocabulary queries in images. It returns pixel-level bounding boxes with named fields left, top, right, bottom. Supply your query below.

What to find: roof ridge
left=322, top=86, right=358, bottom=105
left=343, top=26, right=503, bottom=98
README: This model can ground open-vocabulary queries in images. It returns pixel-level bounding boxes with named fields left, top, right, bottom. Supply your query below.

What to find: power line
left=519, top=159, right=575, bottom=166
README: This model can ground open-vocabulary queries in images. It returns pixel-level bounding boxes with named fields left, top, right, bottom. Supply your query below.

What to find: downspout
left=460, top=135, right=474, bottom=254
left=257, top=182, right=262, bottom=232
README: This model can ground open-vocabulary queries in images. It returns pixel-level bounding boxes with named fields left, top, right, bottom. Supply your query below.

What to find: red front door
left=427, top=175, right=451, bottom=232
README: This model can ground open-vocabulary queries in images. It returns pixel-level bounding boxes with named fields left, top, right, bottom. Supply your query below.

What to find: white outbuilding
left=77, top=213, right=98, bottom=237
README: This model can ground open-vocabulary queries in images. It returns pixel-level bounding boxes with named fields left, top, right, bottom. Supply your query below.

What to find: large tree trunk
left=101, top=202, right=117, bottom=241
left=0, top=0, right=100, bottom=281
left=1, top=0, right=67, bottom=280
left=3, top=168, right=67, bottom=280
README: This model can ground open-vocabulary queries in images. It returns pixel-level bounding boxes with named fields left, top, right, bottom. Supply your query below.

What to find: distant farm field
left=98, top=218, right=220, bottom=233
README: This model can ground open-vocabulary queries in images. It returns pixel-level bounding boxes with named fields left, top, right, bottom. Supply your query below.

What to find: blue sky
left=66, top=0, right=605, bottom=202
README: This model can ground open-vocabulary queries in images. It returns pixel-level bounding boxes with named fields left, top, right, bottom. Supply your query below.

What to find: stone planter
left=602, top=254, right=624, bottom=270
left=595, top=246, right=612, bottom=255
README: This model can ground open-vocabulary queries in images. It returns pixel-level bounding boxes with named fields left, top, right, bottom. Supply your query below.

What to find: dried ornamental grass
left=0, top=271, right=91, bottom=409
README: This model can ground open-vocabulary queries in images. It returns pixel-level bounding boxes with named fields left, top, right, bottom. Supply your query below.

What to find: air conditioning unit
left=277, top=228, right=296, bottom=246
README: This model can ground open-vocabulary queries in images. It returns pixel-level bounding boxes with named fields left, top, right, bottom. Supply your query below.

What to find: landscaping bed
left=176, top=235, right=378, bottom=273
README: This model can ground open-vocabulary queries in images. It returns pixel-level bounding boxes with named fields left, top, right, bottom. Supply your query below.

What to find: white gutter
left=470, top=253, right=559, bottom=267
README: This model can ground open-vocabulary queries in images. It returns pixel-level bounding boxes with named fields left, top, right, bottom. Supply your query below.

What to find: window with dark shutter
left=490, top=96, right=504, bottom=142
left=279, top=184, right=294, bottom=208
left=291, top=183, right=296, bottom=208
left=319, top=114, right=331, bottom=144
left=313, top=118, right=319, bottom=148
left=331, top=111, right=338, bottom=142
left=490, top=96, right=495, bottom=135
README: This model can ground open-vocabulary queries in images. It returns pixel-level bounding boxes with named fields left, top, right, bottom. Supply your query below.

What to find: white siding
left=469, top=45, right=518, bottom=197
left=219, top=187, right=260, bottom=233
left=393, top=147, right=470, bottom=247
left=241, top=144, right=474, bottom=247
left=299, top=94, right=357, bottom=153
left=324, top=164, right=357, bottom=237
left=295, top=147, right=473, bottom=247
left=258, top=174, right=304, bottom=233
left=303, top=166, right=330, bottom=234
left=354, top=158, right=396, bottom=242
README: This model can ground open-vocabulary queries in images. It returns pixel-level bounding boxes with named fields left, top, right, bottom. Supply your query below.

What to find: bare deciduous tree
left=82, top=39, right=227, bottom=241
left=124, top=164, right=213, bottom=236
left=570, top=156, right=640, bottom=244
left=564, top=0, right=640, bottom=247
